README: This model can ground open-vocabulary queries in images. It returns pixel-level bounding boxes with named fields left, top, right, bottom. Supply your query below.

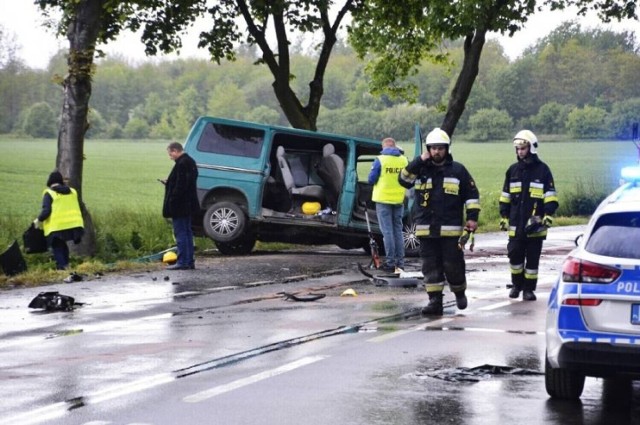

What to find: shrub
left=467, top=108, right=513, bottom=141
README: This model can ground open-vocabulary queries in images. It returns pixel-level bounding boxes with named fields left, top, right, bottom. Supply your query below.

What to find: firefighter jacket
left=499, top=154, right=558, bottom=239
left=399, top=153, right=480, bottom=238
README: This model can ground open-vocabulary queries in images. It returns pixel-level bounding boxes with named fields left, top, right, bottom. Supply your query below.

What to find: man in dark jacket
left=34, top=171, right=84, bottom=270
left=162, top=142, right=199, bottom=270
left=399, top=128, right=481, bottom=316
left=499, top=130, right=558, bottom=301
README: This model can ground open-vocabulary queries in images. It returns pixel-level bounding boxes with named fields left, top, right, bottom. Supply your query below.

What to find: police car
left=545, top=166, right=640, bottom=399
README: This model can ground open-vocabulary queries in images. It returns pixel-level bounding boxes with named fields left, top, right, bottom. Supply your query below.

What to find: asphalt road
left=2, top=226, right=638, bottom=425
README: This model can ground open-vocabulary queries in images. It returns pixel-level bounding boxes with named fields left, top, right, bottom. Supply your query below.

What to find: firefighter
left=499, top=130, right=559, bottom=301
left=399, top=128, right=481, bottom=316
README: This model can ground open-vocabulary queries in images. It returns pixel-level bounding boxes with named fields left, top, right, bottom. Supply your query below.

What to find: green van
left=184, top=116, right=421, bottom=255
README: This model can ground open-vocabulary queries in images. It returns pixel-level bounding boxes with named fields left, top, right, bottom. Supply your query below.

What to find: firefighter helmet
left=425, top=128, right=451, bottom=147
left=513, top=130, right=538, bottom=154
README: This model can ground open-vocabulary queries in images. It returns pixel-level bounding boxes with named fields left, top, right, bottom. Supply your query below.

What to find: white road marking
left=478, top=301, right=512, bottom=311
left=183, top=355, right=327, bottom=403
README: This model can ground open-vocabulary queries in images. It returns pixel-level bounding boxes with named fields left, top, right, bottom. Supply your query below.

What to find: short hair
left=167, top=142, right=183, bottom=152
left=382, top=137, right=396, bottom=147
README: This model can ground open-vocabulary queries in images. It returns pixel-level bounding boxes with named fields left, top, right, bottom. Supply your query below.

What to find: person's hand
left=464, top=220, right=477, bottom=232
left=499, top=217, right=508, bottom=231
left=33, top=219, right=41, bottom=229
left=543, top=215, right=553, bottom=228
left=420, top=149, right=431, bottom=161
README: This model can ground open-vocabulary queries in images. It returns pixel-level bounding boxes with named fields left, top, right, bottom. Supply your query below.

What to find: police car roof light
left=621, top=166, right=640, bottom=183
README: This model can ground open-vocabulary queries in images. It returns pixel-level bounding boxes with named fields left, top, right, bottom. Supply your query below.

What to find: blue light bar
left=621, top=166, right=640, bottom=182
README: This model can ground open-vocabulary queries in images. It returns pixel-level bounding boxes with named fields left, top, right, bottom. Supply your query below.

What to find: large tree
left=36, top=0, right=201, bottom=255
left=348, top=0, right=539, bottom=138
left=139, top=0, right=360, bottom=131
left=349, top=0, right=640, bottom=138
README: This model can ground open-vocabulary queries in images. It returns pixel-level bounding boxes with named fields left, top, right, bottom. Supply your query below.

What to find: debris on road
left=28, top=291, right=78, bottom=311
left=418, top=364, right=544, bottom=382
left=281, top=292, right=327, bottom=302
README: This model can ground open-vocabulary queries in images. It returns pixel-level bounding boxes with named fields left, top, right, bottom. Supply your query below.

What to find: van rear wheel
left=203, top=201, right=247, bottom=243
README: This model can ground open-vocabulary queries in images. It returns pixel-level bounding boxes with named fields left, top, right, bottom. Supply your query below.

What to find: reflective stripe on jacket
left=372, top=154, right=408, bottom=204
left=499, top=154, right=558, bottom=239
left=399, top=154, right=480, bottom=238
left=42, top=188, right=84, bottom=236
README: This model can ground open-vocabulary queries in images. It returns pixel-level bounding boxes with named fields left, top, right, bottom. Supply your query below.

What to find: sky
left=2, top=1, right=640, bottom=69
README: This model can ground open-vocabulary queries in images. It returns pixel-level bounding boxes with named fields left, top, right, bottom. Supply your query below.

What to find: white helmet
left=513, top=129, right=538, bottom=154
left=425, top=128, right=450, bottom=147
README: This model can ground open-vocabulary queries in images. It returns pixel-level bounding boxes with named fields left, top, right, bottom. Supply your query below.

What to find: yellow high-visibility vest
left=42, top=188, right=84, bottom=236
left=372, top=154, right=408, bottom=204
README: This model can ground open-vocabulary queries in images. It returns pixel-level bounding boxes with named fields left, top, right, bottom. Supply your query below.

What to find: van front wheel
left=203, top=201, right=247, bottom=243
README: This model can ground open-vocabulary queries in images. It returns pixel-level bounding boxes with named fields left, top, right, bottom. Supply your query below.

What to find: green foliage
left=530, top=102, right=573, bottom=134
left=123, top=117, right=151, bottom=139
left=467, top=108, right=513, bottom=141
left=23, top=102, right=57, bottom=138
left=608, top=98, right=640, bottom=139
left=558, top=178, right=608, bottom=217
left=567, top=105, right=610, bottom=138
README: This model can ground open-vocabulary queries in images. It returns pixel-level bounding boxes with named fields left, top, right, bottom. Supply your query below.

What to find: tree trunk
left=56, top=0, right=104, bottom=257
left=441, top=29, right=487, bottom=139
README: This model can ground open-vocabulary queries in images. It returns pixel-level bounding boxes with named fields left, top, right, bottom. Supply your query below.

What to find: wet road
left=1, top=226, right=639, bottom=424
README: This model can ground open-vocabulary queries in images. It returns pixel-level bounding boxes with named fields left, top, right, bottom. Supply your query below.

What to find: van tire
left=215, top=234, right=256, bottom=255
left=203, top=201, right=247, bottom=243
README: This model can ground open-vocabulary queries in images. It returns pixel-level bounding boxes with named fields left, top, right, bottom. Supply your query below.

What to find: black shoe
left=454, top=291, right=467, bottom=310
left=421, top=294, right=443, bottom=316
left=509, top=287, right=521, bottom=299
left=166, top=264, right=189, bottom=270
left=522, top=290, right=537, bottom=301
left=379, top=264, right=395, bottom=273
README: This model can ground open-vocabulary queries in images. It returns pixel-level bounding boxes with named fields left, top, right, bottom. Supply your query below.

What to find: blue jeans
left=172, top=216, right=194, bottom=267
left=375, top=203, right=405, bottom=268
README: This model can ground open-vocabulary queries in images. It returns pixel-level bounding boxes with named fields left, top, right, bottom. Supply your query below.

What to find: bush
left=558, top=178, right=608, bottom=216
left=567, top=106, right=610, bottom=139
left=467, top=108, right=513, bottom=141
left=23, top=102, right=57, bottom=138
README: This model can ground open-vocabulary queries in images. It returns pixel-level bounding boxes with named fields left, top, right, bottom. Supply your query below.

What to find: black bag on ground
left=23, top=223, right=48, bottom=254
left=0, top=240, right=27, bottom=276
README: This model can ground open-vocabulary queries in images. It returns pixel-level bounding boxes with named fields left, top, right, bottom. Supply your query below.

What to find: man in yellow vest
left=34, top=171, right=84, bottom=270
left=368, top=137, right=409, bottom=273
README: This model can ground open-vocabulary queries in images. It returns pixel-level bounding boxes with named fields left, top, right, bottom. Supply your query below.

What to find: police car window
left=197, top=123, right=264, bottom=158
left=585, top=212, right=640, bottom=259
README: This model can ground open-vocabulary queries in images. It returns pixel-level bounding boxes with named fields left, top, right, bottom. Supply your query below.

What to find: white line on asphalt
left=478, top=301, right=513, bottom=311
left=183, top=355, right=327, bottom=403
left=367, top=319, right=454, bottom=343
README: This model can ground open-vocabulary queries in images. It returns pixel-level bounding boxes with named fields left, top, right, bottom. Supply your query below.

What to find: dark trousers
left=51, top=237, right=70, bottom=270
left=507, top=238, right=543, bottom=291
left=419, top=237, right=466, bottom=293
left=172, top=216, right=195, bottom=267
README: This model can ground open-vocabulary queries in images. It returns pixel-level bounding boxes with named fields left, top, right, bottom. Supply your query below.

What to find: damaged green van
left=184, top=116, right=421, bottom=255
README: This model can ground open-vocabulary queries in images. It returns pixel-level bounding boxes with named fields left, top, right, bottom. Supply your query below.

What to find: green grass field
left=1, top=137, right=637, bottom=257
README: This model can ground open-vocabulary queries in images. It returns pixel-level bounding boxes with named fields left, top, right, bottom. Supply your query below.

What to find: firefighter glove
left=499, top=217, right=508, bottom=231
left=543, top=215, right=553, bottom=228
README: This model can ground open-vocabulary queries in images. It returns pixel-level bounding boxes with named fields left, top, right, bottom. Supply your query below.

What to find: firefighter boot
left=522, top=279, right=537, bottom=301
left=454, top=290, right=467, bottom=310
left=509, top=285, right=521, bottom=299
left=421, top=292, right=443, bottom=316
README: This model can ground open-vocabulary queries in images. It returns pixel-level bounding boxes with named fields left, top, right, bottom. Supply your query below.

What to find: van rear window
left=197, top=123, right=264, bottom=158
